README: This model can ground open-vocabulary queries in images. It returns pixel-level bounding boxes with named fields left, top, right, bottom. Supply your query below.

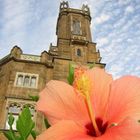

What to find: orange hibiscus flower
left=36, top=67, right=140, bottom=140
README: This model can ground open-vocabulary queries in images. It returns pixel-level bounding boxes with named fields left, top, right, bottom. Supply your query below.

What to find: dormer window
left=72, top=20, right=81, bottom=35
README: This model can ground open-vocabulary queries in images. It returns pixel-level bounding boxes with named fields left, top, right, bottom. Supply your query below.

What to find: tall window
left=77, top=49, right=82, bottom=56
left=73, top=20, right=81, bottom=35
left=30, top=77, right=36, bottom=87
left=24, top=76, right=30, bottom=86
left=15, top=72, right=39, bottom=88
left=5, top=104, right=21, bottom=130
left=16, top=75, right=23, bottom=86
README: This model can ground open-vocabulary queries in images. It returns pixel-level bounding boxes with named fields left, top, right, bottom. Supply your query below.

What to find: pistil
left=86, top=94, right=101, bottom=136
left=73, top=73, right=101, bottom=136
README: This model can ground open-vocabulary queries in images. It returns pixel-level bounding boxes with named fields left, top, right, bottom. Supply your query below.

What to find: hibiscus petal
left=107, top=76, right=140, bottom=123
left=86, top=68, right=113, bottom=118
left=97, top=118, right=140, bottom=140
left=36, top=120, right=93, bottom=140
left=36, top=80, right=90, bottom=126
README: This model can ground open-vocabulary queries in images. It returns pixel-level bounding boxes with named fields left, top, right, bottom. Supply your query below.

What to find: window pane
left=30, top=77, right=36, bottom=87
left=73, top=21, right=81, bottom=35
left=24, top=76, right=30, bottom=86
left=9, top=105, right=20, bottom=114
left=12, top=115, right=18, bottom=130
left=5, top=114, right=18, bottom=130
left=30, top=107, right=35, bottom=116
left=16, top=75, right=23, bottom=86
left=5, top=116, right=9, bottom=130
left=77, top=49, right=81, bottom=56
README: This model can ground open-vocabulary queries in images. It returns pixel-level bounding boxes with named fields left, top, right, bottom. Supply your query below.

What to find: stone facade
left=0, top=1, right=105, bottom=139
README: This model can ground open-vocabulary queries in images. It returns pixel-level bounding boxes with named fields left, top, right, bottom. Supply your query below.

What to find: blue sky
left=0, top=0, right=140, bottom=79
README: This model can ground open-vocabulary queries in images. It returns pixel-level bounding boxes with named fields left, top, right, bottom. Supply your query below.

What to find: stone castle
left=0, top=1, right=105, bottom=139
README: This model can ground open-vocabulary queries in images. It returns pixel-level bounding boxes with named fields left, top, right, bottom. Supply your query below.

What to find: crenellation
left=82, top=4, right=90, bottom=14
left=60, top=1, right=69, bottom=10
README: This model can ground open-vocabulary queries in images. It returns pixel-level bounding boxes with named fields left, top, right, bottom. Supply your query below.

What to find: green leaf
left=31, top=130, right=37, bottom=140
left=67, top=63, right=74, bottom=85
left=8, top=114, right=15, bottom=127
left=29, top=95, right=39, bottom=101
left=44, top=118, right=51, bottom=129
left=3, top=131, right=16, bottom=140
left=3, top=114, right=17, bottom=140
left=16, top=107, right=35, bottom=140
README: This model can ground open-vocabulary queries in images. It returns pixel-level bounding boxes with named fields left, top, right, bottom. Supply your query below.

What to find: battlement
left=59, top=1, right=90, bottom=17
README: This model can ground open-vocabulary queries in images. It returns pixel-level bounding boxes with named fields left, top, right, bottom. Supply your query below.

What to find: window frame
left=72, top=20, right=82, bottom=35
left=76, top=48, right=82, bottom=56
left=14, top=72, right=39, bottom=89
left=5, top=99, right=36, bottom=131
left=5, top=103, right=21, bottom=130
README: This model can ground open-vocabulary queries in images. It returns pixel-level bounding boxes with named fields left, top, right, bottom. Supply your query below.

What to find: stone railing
left=20, top=54, right=40, bottom=62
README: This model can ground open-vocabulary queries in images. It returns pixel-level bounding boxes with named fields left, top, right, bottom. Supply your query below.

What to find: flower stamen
left=74, top=73, right=101, bottom=136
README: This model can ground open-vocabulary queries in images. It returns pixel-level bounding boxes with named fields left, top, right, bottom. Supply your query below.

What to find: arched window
left=77, top=49, right=81, bottom=56
left=9, top=105, right=21, bottom=113
left=73, top=20, right=81, bottom=35
left=24, top=76, right=30, bottom=87
left=6, top=104, right=21, bottom=130
left=16, top=75, right=23, bottom=86
left=30, top=77, right=36, bottom=87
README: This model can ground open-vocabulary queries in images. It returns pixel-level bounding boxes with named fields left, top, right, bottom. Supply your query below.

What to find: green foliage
left=29, top=95, right=39, bottom=102
left=67, top=63, right=74, bottom=85
left=4, top=114, right=17, bottom=140
left=4, top=131, right=17, bottom=140
left=16, top=107, right=35, bottom=140
left=3, top=107, right=37, bottom=140
left=31, top=130, right=37, bottom=139
left=8, top=114, right=14, bottom=128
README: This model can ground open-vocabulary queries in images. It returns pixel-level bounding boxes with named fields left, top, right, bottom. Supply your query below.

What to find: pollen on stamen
left=73, top=74, right=91, bottom=97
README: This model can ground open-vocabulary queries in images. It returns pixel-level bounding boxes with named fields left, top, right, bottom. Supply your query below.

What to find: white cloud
left=135, top=66, right=140, bottom=71
left=94, top=14, right=110, bottom=24
left=125, top=6, right=134, bottom=14
left=0, top=0, right=139, bottom=78
left=83, top=1, right=88, bottom=5
left=107, top=64, right=124, bottom=79
left=96, top=37, right=109, bottom=46
left=118, top=0, right=131, bottom=5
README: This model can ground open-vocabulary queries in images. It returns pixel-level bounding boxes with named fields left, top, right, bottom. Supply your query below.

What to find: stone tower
left=0, top=2, right=105, bottom=139
left=56, top=1, right=101, bottom=63
left=50, top=1, right=105, bottom=81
